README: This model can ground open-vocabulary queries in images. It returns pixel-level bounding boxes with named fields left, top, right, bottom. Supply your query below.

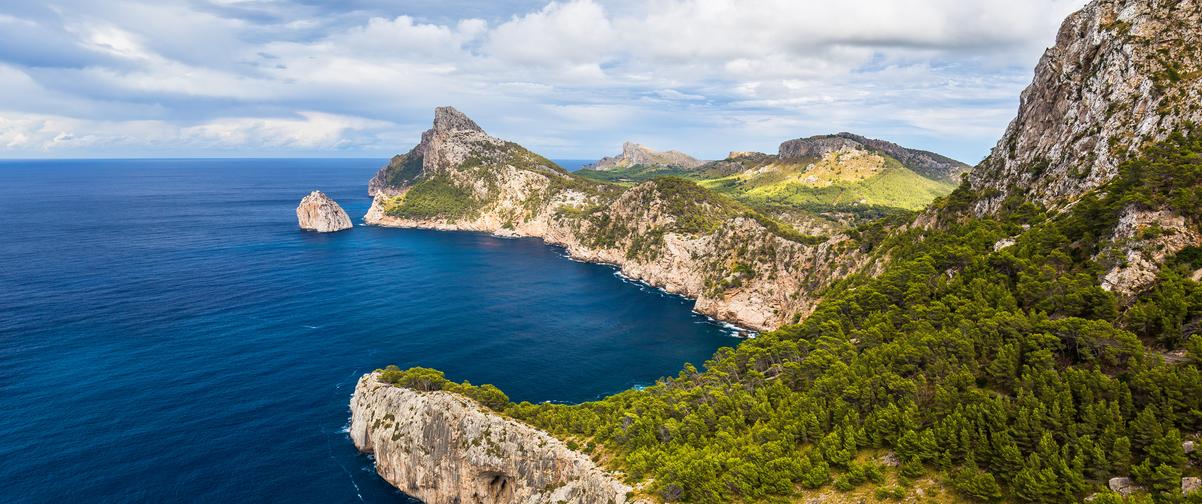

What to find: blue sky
left=0, top=0, right=1087, bottom=162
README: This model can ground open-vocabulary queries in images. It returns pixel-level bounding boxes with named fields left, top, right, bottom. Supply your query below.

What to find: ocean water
left=0, top=159, right=740, bottom=503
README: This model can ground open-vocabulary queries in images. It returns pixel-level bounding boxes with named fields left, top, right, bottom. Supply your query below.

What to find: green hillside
left=578, top=149, right=959, bottom=214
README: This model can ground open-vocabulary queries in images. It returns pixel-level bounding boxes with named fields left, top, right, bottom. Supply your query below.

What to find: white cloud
left=0, top=0, right=1090, bottom=160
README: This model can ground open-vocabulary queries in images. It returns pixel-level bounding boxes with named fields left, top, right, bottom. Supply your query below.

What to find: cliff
left=296, top=191, right=352, bottom=232
left=365, top=107, right=863, bottom=330
left=584, top=142, right=704, bottom=171
left=961, top=0, right=1202, bottom=298
left=350, top=373, right=634, bottom=504
left=970, top=0, right=1202, bottom=213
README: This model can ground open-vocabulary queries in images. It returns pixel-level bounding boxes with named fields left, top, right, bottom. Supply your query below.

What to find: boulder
left=1108, top=477, right=1142, bottom=496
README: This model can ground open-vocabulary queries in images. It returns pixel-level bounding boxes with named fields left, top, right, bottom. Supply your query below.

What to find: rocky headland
left=364, top=106, right=863, bottom=330
left=350, top=373, right=635, bottom=504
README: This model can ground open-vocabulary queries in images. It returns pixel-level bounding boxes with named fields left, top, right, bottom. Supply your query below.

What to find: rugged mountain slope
left=582, top=142, right=704, bottom=171
left=365, top=107, right=863, bottom=330
left=970, top=0, right=1202, bottom=213
left=964, top=0, right=1202, bottom=298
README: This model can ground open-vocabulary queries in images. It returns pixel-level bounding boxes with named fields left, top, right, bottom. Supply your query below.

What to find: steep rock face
left=778, top=135, right=863, bottom=161
left=368, top=107, right=490, bottom=197
left=970, top=0, right=1202, bottom=213
left=585, top=142, right=704, bottom=171
left=350, top=373, right=634, bottom=504
left=778, top=133, right=969, bottom=182
left=366, top=108, right=863, bottom=330
left=1098, top=206, right=1200, bottom=298
left=833, top=133, right=969, bottom=182
left=296, top=191, right=352, bottom=232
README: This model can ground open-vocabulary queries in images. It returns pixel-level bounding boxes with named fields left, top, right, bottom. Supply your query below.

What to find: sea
left=0, top=158, right=740, bottom=503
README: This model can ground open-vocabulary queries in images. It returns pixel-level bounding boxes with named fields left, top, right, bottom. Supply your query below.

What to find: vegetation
left=388, top=132, right=1202, bottom=502
left=576, top=164, right=698, bottom=185
left=384, top=175, right=482, bottom=220
left=377, top=365, right=509, bottom=411
left=699, top=155, right=957, bottom=212
left=576, top=152, right=959, bottom=213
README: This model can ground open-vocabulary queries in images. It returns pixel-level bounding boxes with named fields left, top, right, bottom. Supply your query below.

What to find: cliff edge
left=350, top=373, right=634, bottom=504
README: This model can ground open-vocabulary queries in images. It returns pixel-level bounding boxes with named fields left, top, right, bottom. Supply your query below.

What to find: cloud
left=0, top=0, right=1089, bottom=160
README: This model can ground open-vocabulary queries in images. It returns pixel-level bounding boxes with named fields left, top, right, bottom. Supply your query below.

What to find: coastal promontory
left=296, top=190, right=352, bottom=232
left=349, top=372, right=635, bottom=504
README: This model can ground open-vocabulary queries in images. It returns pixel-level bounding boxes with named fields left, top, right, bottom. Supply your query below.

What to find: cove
left=0, top=159, right=740, bottom=502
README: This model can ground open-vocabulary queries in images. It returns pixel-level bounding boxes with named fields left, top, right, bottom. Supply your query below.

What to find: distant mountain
left=582, top=142, right=705, bottom=171
left=577, top=133, right=969, bottom=213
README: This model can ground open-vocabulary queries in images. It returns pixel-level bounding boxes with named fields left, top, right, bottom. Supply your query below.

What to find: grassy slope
left=578, top=154, right=957, bottom=213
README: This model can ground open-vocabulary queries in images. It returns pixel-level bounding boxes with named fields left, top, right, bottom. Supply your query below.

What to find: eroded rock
left=349, top=373, right=634, bottom=504
left=296, top=191, right=352, bottom=232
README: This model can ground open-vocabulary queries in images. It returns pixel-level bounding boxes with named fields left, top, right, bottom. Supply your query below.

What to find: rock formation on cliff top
left=779, top=133, right=969, bottom=182
left=350, top=373, right=635, bottom=504
left=584, top=142, right=705, bottom=171
left=296, top=191, right=352, bottom=232
left=970, top=0, right=1202, bottom=213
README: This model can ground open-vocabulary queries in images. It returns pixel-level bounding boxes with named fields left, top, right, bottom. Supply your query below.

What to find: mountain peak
left=779, top=133, right=969, bottom=182
left=970, top=0, right=1202, bottom=213
left=432, top=106, right=483, bottom=134
left=586, top=142, right=703, bottom=171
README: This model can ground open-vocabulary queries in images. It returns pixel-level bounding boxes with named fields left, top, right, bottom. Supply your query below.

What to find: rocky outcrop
left=778, top=133, right=969, bottom=182
left=350, top=373, right=634, bottom=504
left=1098, top=206, right=1201, bottom=299
left=833, top=133, right=969, bottom=182
left=1108, top=476, right=1142, bottom=496
left=585, top=142, right=704, bottom=171
left=778, top=135, right=864, bottom=161
left=970, top=0, right=1202, bottom=213
left=296, top=191, right=352, bottom=232
left=1185, top=477, right=1201, bottom=495
left=365, top=108, right=864, bottom=330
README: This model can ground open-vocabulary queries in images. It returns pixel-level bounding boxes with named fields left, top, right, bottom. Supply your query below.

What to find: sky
left=0, top=0, right=1088, bottom=162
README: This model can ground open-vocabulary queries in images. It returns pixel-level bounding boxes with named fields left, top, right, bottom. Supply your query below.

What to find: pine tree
left=1111, top=436, right=1133, bottom=475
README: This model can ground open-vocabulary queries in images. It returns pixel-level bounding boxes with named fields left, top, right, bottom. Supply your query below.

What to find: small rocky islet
left=296, top=190, right=352, bottom=233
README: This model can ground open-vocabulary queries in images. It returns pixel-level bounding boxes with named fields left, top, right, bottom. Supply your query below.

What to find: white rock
left=1109, top=476, right=1143, bottom=496
left=296, top=190, right=352, bottom=233
left=350, top=373, right=636, bottom=504
left=1184, top=477, right=1201, bottom=495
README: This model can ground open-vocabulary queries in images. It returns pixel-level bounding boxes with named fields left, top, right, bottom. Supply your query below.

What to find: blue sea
left=0, top=159, right=739, bottom=503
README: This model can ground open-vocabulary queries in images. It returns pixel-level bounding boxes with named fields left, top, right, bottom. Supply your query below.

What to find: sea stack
left=296, top=191, right=353, bottom=232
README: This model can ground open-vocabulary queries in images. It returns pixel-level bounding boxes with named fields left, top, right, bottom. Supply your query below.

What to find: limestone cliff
left=350, top=373, right=634, bottom=504
left=296, top=191, right=352, bottom=232
left=960, top=0, right=1202, bottom=298
left=584, top=142, right=704, bottom=171
left=970, top=0, right=1202, bottom=213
